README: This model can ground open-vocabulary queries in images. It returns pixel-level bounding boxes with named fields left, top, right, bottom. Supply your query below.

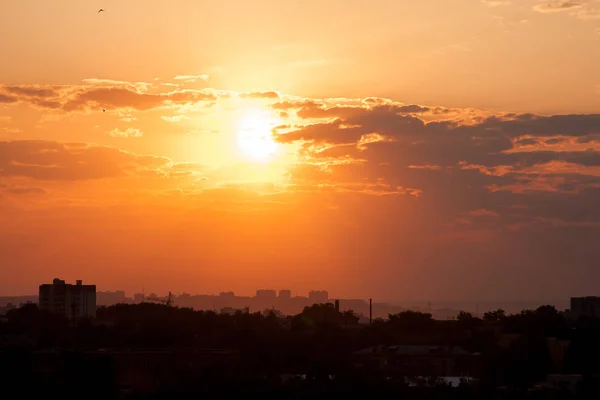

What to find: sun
left=236, top=109, right=279, bottom=161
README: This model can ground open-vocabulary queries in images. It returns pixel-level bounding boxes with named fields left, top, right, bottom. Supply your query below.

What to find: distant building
left=39, top=278, right=96, bottom=319
left=570, top=297, right=600, bottom=318
left=97, top=290, right=126, bottom=306
left=256, top=289, right=277, bottom=299
left=309, top=290, right=329, bottom=304
left=220, top=291, right=235, bottom=298
left=134, top=293, right=145, bottom=304
left=278, top=289, right=292, bottom=300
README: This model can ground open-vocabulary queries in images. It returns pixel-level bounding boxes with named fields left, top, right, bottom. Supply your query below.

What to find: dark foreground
left=2, top=303, right=600, bottom=399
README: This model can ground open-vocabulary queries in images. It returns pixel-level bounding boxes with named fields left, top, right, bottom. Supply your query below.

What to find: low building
left=352, top=345, right=481, bottom=378
left=39, top=278, right=96, bottom=319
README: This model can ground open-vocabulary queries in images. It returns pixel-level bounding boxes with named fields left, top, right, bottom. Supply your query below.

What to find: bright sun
left=236, top=110, right=278, bottom=161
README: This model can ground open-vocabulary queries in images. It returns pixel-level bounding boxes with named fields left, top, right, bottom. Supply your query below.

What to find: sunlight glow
left=236, top=109, right=279, bottom=162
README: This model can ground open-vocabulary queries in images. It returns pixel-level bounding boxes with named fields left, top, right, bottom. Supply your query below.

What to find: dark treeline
left=2, top=303, right=600, bottom=398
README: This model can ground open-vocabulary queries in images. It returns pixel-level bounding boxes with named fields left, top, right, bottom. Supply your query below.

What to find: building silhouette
left=39, top=278, right=96, bottom=319
left=308, top=290, right=329, bottom=304
left=256, top=289, right=277, bottom=300
left=278, top=289, right=291, bottom=300
left=570, top=296, right=600, bottom=318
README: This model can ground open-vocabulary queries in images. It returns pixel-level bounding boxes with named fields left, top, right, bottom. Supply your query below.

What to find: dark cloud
left=270, top=100, right=600, bottom=244
left=4, top=86, right=59, bottom=98
left=295, top=103, right=450, bottom=120
left=0, top=85, right=218, bottom=112
left=63, top=88, right=217, bottom=111
left=0, top=93, right=17, bottom=103
left=0, top=140, right=171, bottom=181
left=533, top=1, right=583, bottom=13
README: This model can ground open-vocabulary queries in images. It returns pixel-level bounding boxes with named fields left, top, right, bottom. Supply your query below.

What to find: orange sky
left=2, top=1, right=600, bottom=300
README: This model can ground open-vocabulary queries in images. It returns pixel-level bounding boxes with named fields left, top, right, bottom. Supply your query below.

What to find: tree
left=456, top=311, right=482, bottom=329
left=388, top=310, right=433, bottom=325
left=262, top=309, right=283, bottom=318
left=483, top=309, right=506, bottom=323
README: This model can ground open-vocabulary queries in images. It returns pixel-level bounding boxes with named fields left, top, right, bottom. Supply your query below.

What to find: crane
left=146, top=291, right=174, bottom=307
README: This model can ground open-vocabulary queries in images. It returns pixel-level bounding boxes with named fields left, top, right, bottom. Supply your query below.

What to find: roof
left=354, top=345, right=478, bottom=356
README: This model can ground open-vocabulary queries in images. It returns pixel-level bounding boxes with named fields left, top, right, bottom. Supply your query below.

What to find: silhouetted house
left=39, top=278, right=96, bottom=319
left=278, top=289, right=292, bottom=300
left=352, top=345, right=481, bottom=378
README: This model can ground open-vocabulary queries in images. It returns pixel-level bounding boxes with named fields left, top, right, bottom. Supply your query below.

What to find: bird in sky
left=98, top=9, right=105, bottom=14
left=102, top=109, right=106, bottom=112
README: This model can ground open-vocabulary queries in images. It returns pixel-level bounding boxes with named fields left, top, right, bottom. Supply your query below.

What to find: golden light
left=236, top=109, right=279, bottom=162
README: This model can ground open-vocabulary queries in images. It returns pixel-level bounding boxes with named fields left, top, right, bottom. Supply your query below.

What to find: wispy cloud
left=161, top=115, right=190, bottom=123
left=533, top=1, right=584, bottom=13
left=482, top=0, right=512, bottom=7
left=174, top=74, right=209, bottom=83
left=107, top=127, right=143, bottom=138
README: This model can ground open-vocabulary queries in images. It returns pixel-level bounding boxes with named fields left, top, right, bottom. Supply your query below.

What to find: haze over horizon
left=2, top=1, right=600, bottom=301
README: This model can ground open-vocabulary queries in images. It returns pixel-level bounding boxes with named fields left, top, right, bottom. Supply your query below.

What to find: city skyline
left=1, top=278, right=573, bottom=318
left=3, top=1, right=600, bottom=301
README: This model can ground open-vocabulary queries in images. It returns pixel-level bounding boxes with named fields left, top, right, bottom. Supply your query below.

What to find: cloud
left=4, top=84, right=600, bottom=300
left=0, top=140, right=171, bottom=181
left=532, top=1, right=600, bottom=20
left=3, top=85, right=59, bottom=98
left=174, top=74, right=209, bottom=82
left=0, top=93, right=18, bottom=104
left=106, top=127, right=143, bottom=138
left=160, top=115, right=190, bottom=123
left=0, top=85, right=219, bottom=112
left=266, top=95, right=600, bottom=242
left=239, top=91, right=280, bottom=100
left=482, top=0, right=512, bottom=6
left=533, top=1, right=584, bottom=13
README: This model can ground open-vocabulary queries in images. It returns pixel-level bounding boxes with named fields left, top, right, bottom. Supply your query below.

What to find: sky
left=1, top=0, right=600, bottom=301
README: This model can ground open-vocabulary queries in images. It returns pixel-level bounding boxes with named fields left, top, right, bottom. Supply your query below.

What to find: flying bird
left=102, top=109, right=106, bottom=112
left=98, top=9, right=105, bottom=14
